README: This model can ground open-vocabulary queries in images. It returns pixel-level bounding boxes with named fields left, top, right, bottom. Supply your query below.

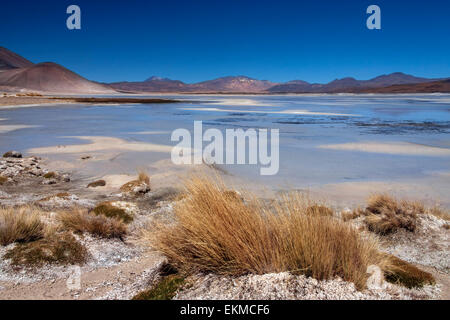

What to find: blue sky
left=1, top=0, right=449, bottom=83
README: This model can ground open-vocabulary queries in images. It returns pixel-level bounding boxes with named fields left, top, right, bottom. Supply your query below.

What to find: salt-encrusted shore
left=0, top=153, right=448, bottom=300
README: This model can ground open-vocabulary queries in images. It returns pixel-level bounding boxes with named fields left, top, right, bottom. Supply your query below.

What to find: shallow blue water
left=0, top=94, right=449, bottom=189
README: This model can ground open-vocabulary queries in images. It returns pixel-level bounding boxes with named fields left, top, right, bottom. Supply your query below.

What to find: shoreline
left=0, top=96, right=180, bottom=107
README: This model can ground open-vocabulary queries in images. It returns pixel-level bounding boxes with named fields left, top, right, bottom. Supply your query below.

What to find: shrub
left=384, top=255, right=435, bottom=288
left=132, top=275, right=185, bottom=300
left=148, top=177, right=387, bottom=290
left=4, top=232, right=88, bottom=266
left=0, top=207, right=45, bottom=246
left=59, top=209, right=126, bottom=239
left=363, top=194, right=424, bottom=235
left=92, top=202, right=133, bottom=223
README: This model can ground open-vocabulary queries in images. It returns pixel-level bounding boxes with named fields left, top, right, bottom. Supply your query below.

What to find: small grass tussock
left=363, top=194, right=424, bottom=235
left=59, top=209, right=127, bottom=239
left=132, top=274, right=185, bottom=300
left=120, top=171, right=150, bottom=193
left=43, top=172, right=57, bottom=179
left=0, top=207, right=45, bottom=246
left=39, top=192, right=70, bottom=202
left=92, top=202, right=133, bottom=223
left=4, top=231, right=88, bottom=266
left=384, top=255, right=435, bottom=288
left=148, top=177, right=388, bottom=290
left=0, top=175, right=7, bottom=185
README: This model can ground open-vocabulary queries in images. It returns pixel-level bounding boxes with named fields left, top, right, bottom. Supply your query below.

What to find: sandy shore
left=0, top=96, right=179, bottom=107
left=319, top=141, right=450, bottom=156
left=0, top=96, right=68, bottom=107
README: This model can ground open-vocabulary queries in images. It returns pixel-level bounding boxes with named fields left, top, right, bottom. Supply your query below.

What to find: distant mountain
left=2, top=48, right=448, bottom=94
left=111, top=75, right=276, bottom=93
left=364, top=72, right=431, bottom=87
left=110, top=76, right=188, bottom=93
left=190, top=76, right=276, bottom=93
left=359, top=79, right=450, bottom=93
left=267, top=73, right=440, bottom=93
left=0, top=47, right=34, bottom=71
left=0, top=61, right=115, bottom=94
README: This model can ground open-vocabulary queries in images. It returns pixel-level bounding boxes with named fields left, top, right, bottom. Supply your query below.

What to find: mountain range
left=0, top=47, right=449, bottom=94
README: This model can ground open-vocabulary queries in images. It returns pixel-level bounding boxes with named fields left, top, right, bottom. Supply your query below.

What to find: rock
left=87, top=180, right=106, bottom=188
left=42, top=179, right=57, bottom=185
left=2, top=151, right=22, bottom=158
left=62, top=174, right=71, bottom=182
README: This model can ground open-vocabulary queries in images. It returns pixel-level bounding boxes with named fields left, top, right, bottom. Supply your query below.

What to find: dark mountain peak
left=367, top=72, right=430, bottom=86
left=287, top=80, right=310, bottom=85
left=145, top=76, right=174, bottom=82
left=329, top=77, right=358, bottom=83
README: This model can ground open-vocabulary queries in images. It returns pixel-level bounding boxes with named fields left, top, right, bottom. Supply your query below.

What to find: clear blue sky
left=1, top=0, right=449, bottom=83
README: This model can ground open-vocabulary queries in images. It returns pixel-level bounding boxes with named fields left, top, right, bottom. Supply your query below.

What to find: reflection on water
left=0, top=94, right=449, bottom=191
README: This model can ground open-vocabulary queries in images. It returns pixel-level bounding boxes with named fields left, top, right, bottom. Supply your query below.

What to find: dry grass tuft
left=120, top=171, right=150, bottom=193
left=43, top=172, right=57, bottom=179
left=148, top=177, right=388, bottom=289
left=138, top=171, right=150, bottom=185
left=384, top=255, right=435, bottom=288
left=59, top=209, right=127, bottom=239
left=0, top=175, right=7, bottom=185
left=341, top=208, right=364, bottom=222
left=363, top=194, right=424, bottom=235
left=0, top=207, right=45, bottom=246
left=428, top=206, right=450, bottom=222
left=4, top=231, right=88, bottom=266
left=305, top=204, right=334, bottom=217
left=92, top=202, right=133, bottom=223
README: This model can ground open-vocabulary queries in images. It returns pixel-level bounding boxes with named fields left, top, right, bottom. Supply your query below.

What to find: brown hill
left=0, top=62, right=115, bottom=94
left=359, top=79, right=450, bottom=93
left=0, top=47, right=34, bottom=71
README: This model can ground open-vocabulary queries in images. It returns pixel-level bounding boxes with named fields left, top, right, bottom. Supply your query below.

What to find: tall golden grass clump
left=0, top=207, right=45, bottom=246
left=59, top=209, right=127, bottom=239
left=364, top=194, right=424, bottom=235
left=149, top=177, right=388, bottom=289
